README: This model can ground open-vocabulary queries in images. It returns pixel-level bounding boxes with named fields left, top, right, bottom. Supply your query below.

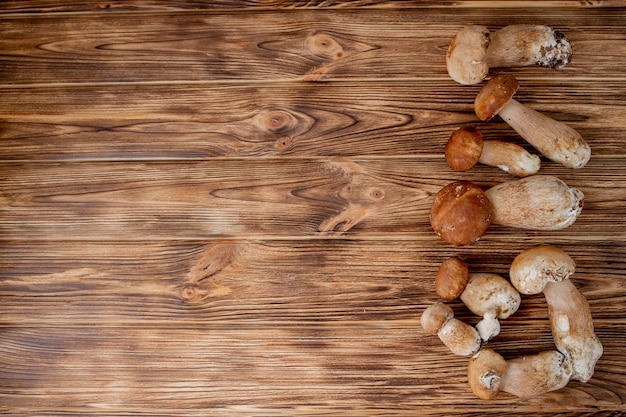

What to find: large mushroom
left=468, top=348, right=573, bottom=400
left=421, top=302, right=482, bottom=357
left=475, top=74, right=590, bottom=169
left=435, top=257, right=521, bottom=341
left=430, top=175, right=583, bottom=246
left=509, top=246, right=603, bottom=382
left=445, top=125, right=540, bottom=177
left=447, top=24, right=572, bottom=85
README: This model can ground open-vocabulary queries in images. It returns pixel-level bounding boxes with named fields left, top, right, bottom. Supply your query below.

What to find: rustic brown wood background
left=1, top=1, right=626, bottom=415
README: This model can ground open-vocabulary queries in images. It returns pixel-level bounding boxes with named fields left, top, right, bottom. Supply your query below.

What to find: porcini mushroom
left=445, top=125, right=540, bottom=177
left=429, top=181, right=493, bottom=246
left=446, top=25, right=491, bottom=85
left=421, top=302, right=482, bottom=357
left=447, top=25, right=572, bottom=85
left=467, top=348, right=507, bottom=400
left=475, top=74, right=591, bottom=169
left=436, top=258, right=521, bottom=341
left=484, top=175, right=584, bottom=230
left=484, top=24, right=572, bottom=69
left=509, top=246, right=603, bottom=382
left=431, top=175, right=582, bottom=245
left=468, top=348, right=573, bottom=400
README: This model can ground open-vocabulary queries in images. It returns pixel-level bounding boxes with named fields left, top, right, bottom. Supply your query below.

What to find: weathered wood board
left=1, top=2, right=625, bottom=415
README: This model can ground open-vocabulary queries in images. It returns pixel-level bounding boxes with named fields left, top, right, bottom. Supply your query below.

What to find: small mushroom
left=484, top=175, right=584, bottom=231
left=421, top=302, right=482, bottom=357
left=436, top=258, right=521, bottom=341
left=445, top=126, right=540, bottom=177
left=429, top=181, right=493, bottom=246
left=475, top=74, right=590, bottom=169
left=469, top=348, right=573, bottom=400
left=509, top=245, right=603, bottom=382
left=484, top=24, right=572, bottom=69
left=447, top=25, right=572, bottom=85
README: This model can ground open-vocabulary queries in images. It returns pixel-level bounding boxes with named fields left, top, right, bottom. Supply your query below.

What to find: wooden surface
left=1, top=2, right=626, bottom=415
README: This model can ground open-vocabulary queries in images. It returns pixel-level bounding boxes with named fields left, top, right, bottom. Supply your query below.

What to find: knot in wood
left=369, top=188, right=385, bottom=201
left=181, top=284, right=200, bottom=303
left=306, top=33, right=344, bottom=59
left=275, top=135, right=293, bottom=151
left=255, top=109, right=297, bottom=134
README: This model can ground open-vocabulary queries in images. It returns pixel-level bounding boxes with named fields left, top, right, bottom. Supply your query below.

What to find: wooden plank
left=1, top=158, right=625, bottom=241
left=1, top=325, right=623, bottom=416
left=1, top=9, right=625, bottom=84
left=0, top=240, right=622, bottom=326
left=1, top=80, right=625, bottom=160
left=1, top=1, right=626, bottom=14
left=1, top=240, right=624, bottom=413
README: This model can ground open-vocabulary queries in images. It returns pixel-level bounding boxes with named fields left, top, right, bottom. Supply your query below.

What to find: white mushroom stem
left=509, top=246, right=604, bottom=383
left=479, top=140, right=540, bottom=177
left=421, top=302, right=482, bottom=357
left=497, top=98, right=591, bottom=169
left=459, top=273, right=521, bottom=341
left=485, top=175, right=584, bottom=230
left=544, top=279, right=604, bottom=382
left=484, top=25, right=572, bottom=69
left=499, top=350, right=573, bottom=399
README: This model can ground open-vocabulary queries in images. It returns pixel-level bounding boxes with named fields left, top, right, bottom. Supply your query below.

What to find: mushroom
left=446, top=25, right=491, bottom=85
left=467, top=348, right=507, bottom=400
left=429, top=181, right=493, bottom=246
left=421, top=302, right=482, bottom=357
left=468, top=348, right=573, bottom=400
left=445, top=125, right=540, bottom=177
left=475, top=74, right=591, bottom=169
left=447, top=25, right=572, bottom=85
left=435, top=257, right=521, bottom=341
left=509, top=246, right=603, bottom=382
left=430, top=175, right=582, bottom=245
left=484, top=175, right=584, bottom=231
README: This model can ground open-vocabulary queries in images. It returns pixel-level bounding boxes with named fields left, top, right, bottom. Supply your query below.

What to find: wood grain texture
left=1, top=9, right=626, bottom=84
left=1, top=80, right=625, bottom=160
left=1, top=241, right=624, bottom=413
left=1, top=3, right=626, bottom=416
left=1, top=0, right=626, bottom=14
left=2, top=158, right=626, bottom=240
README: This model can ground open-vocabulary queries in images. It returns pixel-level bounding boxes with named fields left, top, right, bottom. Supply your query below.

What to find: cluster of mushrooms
left=421, top=25, right=603, bottom=400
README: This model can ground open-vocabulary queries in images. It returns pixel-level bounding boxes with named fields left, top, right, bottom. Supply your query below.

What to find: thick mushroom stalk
left=435, top=258, right=521, bottom=341
left=510, top=246, right=603, bottom=382
left=447, top=25, right=572, bottom=85
left=475, top=74, right=591, bottom=169
left=421, top=302, right=482, bottom=357
left=484, top=25, right=572, bottom=69
left=485, top=175, right=584, bottom=230
left=445, top=126, right=540, bottom=177
left=468, top=349, right=573, bottom=400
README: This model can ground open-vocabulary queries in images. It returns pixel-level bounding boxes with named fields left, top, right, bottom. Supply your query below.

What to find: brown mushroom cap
left=446, top=25, right=491, bottom=85
left=420, top=302, right=454, bottom=334
left=445, top=126, right=484, bottom=171
left=430, top=181, right=493, bottom=246
left=509, top=245, right=576, bottom=294
left=435, top=257, right=470, bottom=300
left=468, top=348, right=507, bottom=400
left=475, top=74, right=520, bottom=121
